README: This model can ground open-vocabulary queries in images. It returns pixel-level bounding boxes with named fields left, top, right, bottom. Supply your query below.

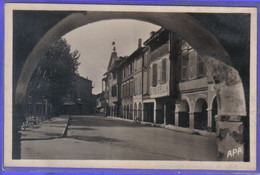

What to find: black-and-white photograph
left=4, top=4, right=257, bottom=170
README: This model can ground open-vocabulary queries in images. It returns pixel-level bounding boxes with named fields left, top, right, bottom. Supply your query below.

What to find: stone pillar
left=153, top=102, right=157, bottom=124
left=45, top=100, right=48, bottom=117
left=189, top=112, right=194, bottom=129
left=164, top=103, right=167, bottom=125
left=216, top=116, right=245, bottom=161
left=174, top=104, right=180, bottom=126
left=175, top=112, right=179, bottom=126
left=207, top=108, right=212, bottom=128
left=141, top=109, right=144, bottom=122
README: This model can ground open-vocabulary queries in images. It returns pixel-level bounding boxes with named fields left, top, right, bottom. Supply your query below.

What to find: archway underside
left=15, top=11, right=246, bottom=117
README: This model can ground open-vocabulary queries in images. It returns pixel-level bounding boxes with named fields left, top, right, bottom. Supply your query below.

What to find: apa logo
left=227, top=147, right=243, bottom=158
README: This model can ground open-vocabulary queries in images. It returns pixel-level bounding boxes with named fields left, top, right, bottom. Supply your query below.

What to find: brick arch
left=14, top=11, right=246, bottom=117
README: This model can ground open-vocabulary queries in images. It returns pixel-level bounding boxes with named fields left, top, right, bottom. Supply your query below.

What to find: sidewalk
left=107, top=116, right=216, bottom=138
left=20, top=115, right=70, bottom=140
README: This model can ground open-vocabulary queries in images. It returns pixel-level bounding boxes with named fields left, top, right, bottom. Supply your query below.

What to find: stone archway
left=138, top=102, right=142, bottom=121
left=194, top=98, right=208, bottom=130
left=13, top=11, right=248, bottom=161
left=134, top=103, right=137, bottom=120
left=211, top=97, right=218, bottom=132
left=15, top=12, right=246, bottom=119
left=178, top=100, right=190, bottom=128
left=130, top=104, right=133, bottom=120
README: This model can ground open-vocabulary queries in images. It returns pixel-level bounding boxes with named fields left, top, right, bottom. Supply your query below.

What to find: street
left=21, top=115, right=217, bottom=160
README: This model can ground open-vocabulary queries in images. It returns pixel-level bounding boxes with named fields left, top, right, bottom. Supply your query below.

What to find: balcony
left=150, top=43, right=169, bottom=61
left=178, top=77, right=208, bottom=93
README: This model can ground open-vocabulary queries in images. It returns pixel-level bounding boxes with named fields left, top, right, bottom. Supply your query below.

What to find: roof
left=77, top=75, right=92, bottom=83
left=118, top=47, right=145, bottom=67
left=143, top=27, right=164, bottom=46
left=107, top=51, right=119, bottom=72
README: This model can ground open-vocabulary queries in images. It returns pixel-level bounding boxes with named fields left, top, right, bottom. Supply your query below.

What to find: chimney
left=138, top=38, right=142, bottom=48
left=150, top=31, right=155, bottom=37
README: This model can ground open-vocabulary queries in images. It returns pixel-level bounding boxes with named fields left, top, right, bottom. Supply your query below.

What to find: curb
left=107, top=116, right=216, bottom=138
left=62, top=115, right=71, bottom=137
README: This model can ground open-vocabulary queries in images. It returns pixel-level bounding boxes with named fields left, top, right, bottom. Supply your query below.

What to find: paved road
left=21, top=115, right=217, bottom=160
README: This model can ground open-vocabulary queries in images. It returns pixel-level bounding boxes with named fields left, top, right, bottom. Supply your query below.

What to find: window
left=128, top=81, right=131, bottom=97
left=152, top=64, right=157, bottom=87
left=161, top=59, right=166, bottom=84
left=113, top=72, right=116, bottom=79
left=197, top=56, right=205, bottom=77
left=121, top=84, right=123, bottom=98
left=130, top=80, right=133, bottom=96
left=122, top=69, right=125, bottom=78
left=112, top=85, right=117, bottom=97
left=109, top=73, right=112, bottom=80
left=126, top=82, right=129, bottom=97
left=125, top=66, right=129, bottom=77
left=143, top=72, right=148, bottom=94
left=123, top=84, right=125, bottom=98
left=132, top=62, right=134, bottom=73
left=130, top=64, right=133, bottom=74
left=181, top=54, right=189, bottom=81
left=143, top=53, right=148, bottom=67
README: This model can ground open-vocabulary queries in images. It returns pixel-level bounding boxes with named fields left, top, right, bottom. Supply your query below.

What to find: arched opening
left=14, top=12, right=246, bottom=120
left=127, top=105, right=129, bottom=119
left=11, top=11, right=250, bottom=161
left=179, top=100, right=190, bottom=128
left=211, top=97, right=218, bottom=132
left=130, top=104, right=133, bottom=120
left=134, top=103, right=137, bottom=120
left=138, top=103, right=142, bottom=121
left=194, top=98, right=208, bottom=130
left=123, top=105, right=126, bottom=119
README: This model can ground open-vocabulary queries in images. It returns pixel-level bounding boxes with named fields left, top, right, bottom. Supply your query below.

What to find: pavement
left=20, top=115, right=70, bottom=140
left=21, top=115, right=217, bottom=160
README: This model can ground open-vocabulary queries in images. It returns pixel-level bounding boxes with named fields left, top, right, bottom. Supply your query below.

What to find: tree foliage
left=26, top=38, right=80, bottom=114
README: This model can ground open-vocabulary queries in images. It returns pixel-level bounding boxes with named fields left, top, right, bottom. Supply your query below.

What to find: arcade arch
left=178, top=100, right=190, bottom=128
left=15, top=12, right=246, bottom=121
left=194, top=98, right=208, bottom=130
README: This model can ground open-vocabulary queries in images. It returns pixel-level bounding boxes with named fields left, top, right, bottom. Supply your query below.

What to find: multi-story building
left=62, top=76, right=95, bottom=115
left=143, top=29, right=175, bottom=125
left=95, top=92, right=107, bottom=114
left=103, top=46, right=126, bottom=117
left=175, top=40, right=217, bottom=131
left=103, top=27, right=218, bottom=133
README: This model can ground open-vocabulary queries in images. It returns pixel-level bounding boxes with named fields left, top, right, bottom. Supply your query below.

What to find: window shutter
left=152, top=64, right=157, bottom=87
left=161, top=59, right=166, bottom=84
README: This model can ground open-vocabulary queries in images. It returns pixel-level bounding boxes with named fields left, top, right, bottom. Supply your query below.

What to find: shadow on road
left=67, top=135, right=121, bottom=143
left=69, top=116, right=147, bottom=128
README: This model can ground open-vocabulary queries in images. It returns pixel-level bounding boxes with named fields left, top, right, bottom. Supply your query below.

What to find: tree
left=26, top=38, right=80, bottom=116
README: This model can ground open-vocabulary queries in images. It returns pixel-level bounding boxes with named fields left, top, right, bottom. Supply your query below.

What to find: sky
left=63, top=19, right=160, bottom=95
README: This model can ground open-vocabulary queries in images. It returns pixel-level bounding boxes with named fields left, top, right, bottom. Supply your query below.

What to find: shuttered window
left=197, top=56, right=205, bottom=77
left=181, top=54, right=189, bottom=81
left=112, top=85, right=117, bottom=97
left=152, top=64, right=157, bottom=87
left=161, top=59, right=166, bottom=84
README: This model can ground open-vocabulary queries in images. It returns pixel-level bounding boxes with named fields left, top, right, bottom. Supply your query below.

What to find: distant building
left=103, top=27, right=218, bottom=133
left=95, top=92, right=107, bottom=114
left=62, top=76, right=95, bottom=115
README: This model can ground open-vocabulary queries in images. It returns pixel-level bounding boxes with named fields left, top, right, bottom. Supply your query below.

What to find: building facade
left=62, top=76, right=95, bottom=115
left=103, top=28, right=217, bottom=133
